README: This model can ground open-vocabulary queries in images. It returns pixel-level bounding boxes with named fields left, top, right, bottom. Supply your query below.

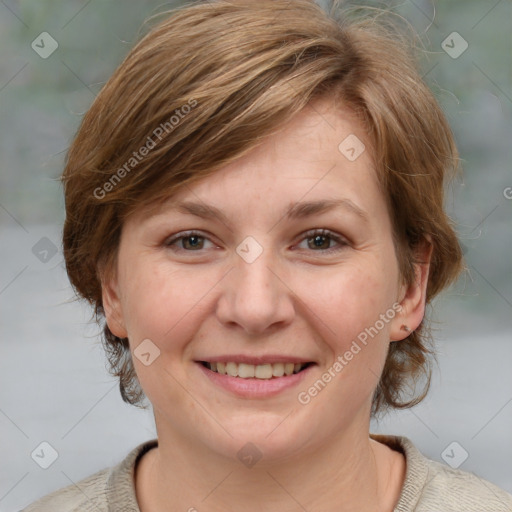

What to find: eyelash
left=164, top=229, right=348, bottom=254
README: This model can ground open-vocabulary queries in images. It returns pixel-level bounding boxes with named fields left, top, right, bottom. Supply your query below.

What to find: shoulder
left=416, top=457, right=512, bottom=512
left=371, top=433, right=512, bottom=512
left=21, top=439, right=158, bottom=512
left=21, top=468, right=111, bottom=512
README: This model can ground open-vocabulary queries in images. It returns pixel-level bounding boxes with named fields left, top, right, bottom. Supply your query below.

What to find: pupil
left=186, top=235, right=201, bottom=249
left=312, top=235, right=328, bottom=249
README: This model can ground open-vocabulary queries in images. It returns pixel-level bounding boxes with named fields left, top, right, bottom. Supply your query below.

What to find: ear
left=390, top=238, right=433, bottom=342
left=100, top=264, right=128, bottom=339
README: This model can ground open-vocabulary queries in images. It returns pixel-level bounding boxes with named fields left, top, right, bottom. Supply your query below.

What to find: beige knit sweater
left=22, top=434, right=512, bottom=511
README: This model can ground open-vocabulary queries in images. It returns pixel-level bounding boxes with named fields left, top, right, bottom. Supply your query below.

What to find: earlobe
left=390, top=240, right=433, bottom=341
left=101, top=274, right=128, bottom=339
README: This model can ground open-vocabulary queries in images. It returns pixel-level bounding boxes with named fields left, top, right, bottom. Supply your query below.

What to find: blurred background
left=1, top=0, right=511, bottom=510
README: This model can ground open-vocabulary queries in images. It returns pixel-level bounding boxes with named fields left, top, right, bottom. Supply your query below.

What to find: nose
left=215, top=242, right=295, bottom=336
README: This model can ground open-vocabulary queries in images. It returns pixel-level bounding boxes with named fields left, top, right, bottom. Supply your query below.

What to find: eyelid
left=164, top=230, right=218, bottom=250
left=294, top=228, right=349, bottom=252
left=164, top=228, right=349, bottom=254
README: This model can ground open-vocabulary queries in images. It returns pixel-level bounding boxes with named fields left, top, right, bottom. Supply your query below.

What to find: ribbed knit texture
left=22, top=434, right=512, bottom=511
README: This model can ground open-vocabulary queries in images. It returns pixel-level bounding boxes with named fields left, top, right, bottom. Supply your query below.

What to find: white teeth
left=225, top=362, right=238, bottom=377
left=238, top=363, right=255, bottom=378
left=206, top=361, right=309, bottom=379
left=272, top=362, right=285, bottom=377
left=255, top=364, right=273, bottom=379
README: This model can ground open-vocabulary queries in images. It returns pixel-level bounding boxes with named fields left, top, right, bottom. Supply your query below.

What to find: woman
left=23, top=0, right=512, bottom=510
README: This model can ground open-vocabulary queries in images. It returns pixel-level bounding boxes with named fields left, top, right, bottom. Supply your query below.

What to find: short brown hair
left=61, top=0, right=463, bottom=416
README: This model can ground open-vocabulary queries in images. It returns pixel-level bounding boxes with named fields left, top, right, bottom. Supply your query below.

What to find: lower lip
left=196, top=362, right=314, bottom=398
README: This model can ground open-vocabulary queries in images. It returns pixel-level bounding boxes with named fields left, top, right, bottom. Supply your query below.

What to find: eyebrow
left=172, top=198, right=369, bottom=226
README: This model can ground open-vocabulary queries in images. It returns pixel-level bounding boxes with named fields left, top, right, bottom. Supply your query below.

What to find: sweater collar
left=106, top=434, right=428, bottom=511
left=370, top=433, right=430, bottom=511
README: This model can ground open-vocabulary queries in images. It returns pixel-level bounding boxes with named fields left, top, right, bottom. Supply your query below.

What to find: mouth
left=195, top=358, right=316, bottom=398
left=199, top=361, right=314, bottom=379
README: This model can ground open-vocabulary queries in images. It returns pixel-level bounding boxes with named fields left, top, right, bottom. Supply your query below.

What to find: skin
left=102, top=96, right=431, bottom=512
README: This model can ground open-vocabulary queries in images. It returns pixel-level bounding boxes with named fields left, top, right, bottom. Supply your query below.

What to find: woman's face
left=103, top=97, right=425, bottom=463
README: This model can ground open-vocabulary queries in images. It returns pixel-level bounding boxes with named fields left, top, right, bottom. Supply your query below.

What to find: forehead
left=128, top=96, right=382, bottom=225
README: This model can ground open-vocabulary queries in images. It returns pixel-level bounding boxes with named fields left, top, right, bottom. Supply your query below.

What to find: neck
left=135, top=415, right=403, bottom=512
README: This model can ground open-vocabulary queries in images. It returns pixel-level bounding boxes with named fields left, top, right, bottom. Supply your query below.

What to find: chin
left=205, top=412, right=316, bottom=465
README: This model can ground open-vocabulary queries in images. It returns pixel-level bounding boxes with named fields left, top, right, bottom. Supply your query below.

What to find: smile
left=196, top=359, right=316, bottom=398
left=200, top=361, right=312, bottom=379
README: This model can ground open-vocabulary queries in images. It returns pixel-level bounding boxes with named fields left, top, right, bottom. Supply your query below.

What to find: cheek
left=294, top=259, right=398, bottom=422
left=301, top=256, right=398, bottom=346
left=118, top=262, right=208, bottom=403
left=119, top=260, right=220, bottom=349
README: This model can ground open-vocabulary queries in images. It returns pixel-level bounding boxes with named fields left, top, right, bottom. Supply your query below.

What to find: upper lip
left=196, top=355, right=315, bottom=365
